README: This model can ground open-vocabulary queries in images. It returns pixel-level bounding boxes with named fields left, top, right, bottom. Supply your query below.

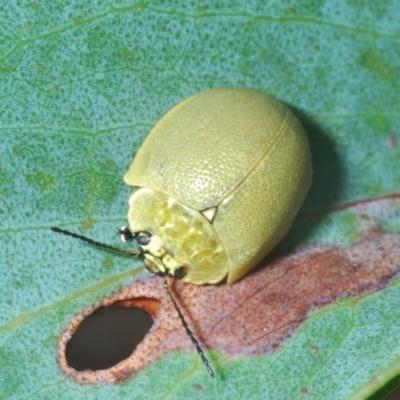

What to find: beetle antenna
left=164, top=276, right=214, bottom=378
left=50, top=227, right=141, bottom=257
left=51, top=227, right=214, bottom=376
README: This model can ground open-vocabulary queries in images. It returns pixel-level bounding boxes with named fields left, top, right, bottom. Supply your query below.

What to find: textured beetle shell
left=125, top=88, right=312, bottom=284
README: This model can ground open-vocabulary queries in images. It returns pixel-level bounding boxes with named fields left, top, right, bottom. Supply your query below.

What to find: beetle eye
left=118, top=226, right=134, bottom=243
left=173, top=267, right=186, bottom=279
left=136, top=232, right=151, bottom=246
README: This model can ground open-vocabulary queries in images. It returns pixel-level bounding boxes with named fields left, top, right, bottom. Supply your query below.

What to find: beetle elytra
left=124, top=88, right=312, bottom=285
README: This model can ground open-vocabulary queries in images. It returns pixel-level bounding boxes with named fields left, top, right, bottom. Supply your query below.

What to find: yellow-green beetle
left=122, top=88, right=312, bottom=285
left=51, top=88, right=312, bottom=377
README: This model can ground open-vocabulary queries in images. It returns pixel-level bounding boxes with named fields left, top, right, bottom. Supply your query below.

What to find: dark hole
left=65, top=306, right=153, bottom=371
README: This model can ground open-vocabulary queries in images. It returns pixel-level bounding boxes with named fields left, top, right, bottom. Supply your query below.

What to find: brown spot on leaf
left=58, top=232, right=400, bottom=383
left=386, top=135, right=397, bottom=149
left=311, top=346, right=319, bottom=354
left=81, top=219, right=93, bottom=230
left=301, top=387, right=309, bottom=395
left=193, top=384, right=203, bottom=392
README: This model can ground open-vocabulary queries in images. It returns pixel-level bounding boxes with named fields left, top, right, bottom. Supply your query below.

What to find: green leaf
left=1, top=1, right=399, bottom=399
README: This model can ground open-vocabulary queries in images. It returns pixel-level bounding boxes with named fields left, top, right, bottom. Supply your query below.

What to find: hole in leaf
left=65, top=305, right=153, bottom=371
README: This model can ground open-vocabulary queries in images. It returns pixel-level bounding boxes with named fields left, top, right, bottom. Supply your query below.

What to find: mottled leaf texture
left=0, top=1, right=399, bottom=400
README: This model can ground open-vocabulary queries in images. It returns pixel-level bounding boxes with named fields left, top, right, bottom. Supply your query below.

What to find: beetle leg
left=143, top=253, right=167, bottom=275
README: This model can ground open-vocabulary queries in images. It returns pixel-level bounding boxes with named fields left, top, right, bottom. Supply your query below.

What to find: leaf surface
left=0, top=1, right=399, bottom=399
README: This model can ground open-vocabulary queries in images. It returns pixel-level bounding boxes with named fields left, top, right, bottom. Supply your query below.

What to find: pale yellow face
left=127, top=188, right=228, bottom=284
left=125, top=88, right=312, bottom=285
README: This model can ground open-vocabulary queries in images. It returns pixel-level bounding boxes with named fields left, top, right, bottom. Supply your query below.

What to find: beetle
left=52, top=88, right=312, bottom=377
left=122, top=88, right=312, bottom=285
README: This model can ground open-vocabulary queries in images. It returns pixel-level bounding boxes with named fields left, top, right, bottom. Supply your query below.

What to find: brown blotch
left=311, top=346, right=319, bottom=354
left=58, top=231, right=400, bottom=383
left=81, top=219, right=93, bottom=230
left=386, top=135, right=397, bottom=149
left=193, top=384, right=203, bottom=392
left=301, top=387, right=309, bottom=395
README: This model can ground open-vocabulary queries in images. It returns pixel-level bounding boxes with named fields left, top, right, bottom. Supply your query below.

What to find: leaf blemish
left=301, top=387, right=309, bottom=395
left=81, top=219, right=93, bottom=229
left=386, top=135, right=397, bottom=149
left=58, top=231, right=400, bottom=383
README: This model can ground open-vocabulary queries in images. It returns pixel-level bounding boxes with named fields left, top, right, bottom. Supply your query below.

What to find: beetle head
left=118, top=226, right=187, bottom=280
